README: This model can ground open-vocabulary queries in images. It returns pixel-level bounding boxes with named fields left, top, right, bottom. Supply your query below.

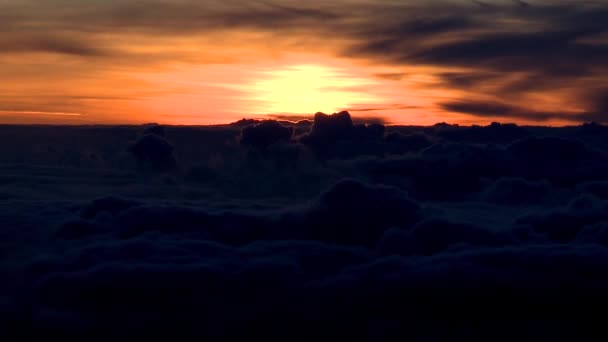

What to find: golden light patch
left=248, top=64, right=380, bottom=115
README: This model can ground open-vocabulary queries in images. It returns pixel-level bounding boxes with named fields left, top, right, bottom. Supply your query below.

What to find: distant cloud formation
left=0, top=0, right=607, bottom=124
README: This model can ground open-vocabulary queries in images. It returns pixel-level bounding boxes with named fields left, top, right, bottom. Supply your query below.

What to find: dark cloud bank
left=3, top=114, right=608, bottom=340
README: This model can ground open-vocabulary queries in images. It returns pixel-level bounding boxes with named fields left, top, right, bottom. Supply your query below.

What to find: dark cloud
left=344, top=3, right=608, bottom=72
left=6, top=1, right=342, bottom=37
left=0, top=34, right=107, bottom=56
left=344, top=105, right=417, bottom=114
left=480, top=177, right=552, bottom=205
left=17, top=236, right=608, bottom=340
left=436, top=122, right=530, bottom=143
left=112, top=204, right=271, bottom=244
left=229, top=118, right=262, bottom=127
left=304, top=111, right=355, bottom=143
left=506, top=136, right=603, bottom=164
left=93, top=179, right=421, bottom=247
left=518, top=194, right=608, bottom=243
left=80, top=196, right=141, bottom=220
left=299, top=111, right=389, bottom=158
left=591, top=89, right=608, bottom=113
left=578, top=122, right=608, bottom=137
left=290, top=179, right=421, bottom=246
left=341, top=2, right=608, bottom=122
left=142, top=124, right=166, bottom=137
left=240, top=120, right=293, bottom=149
left=359, top=141, right=507, bottom=200
left=439, top=71, right=502, bottom=89
left=440, top=100, right=560, bottom=121
left=377, top=219, right=512, bottom=256
left=356, top=14, right=477, bottom=40
left=577, top=221, right=608, bottom=246
left=55, top=219, right=109, bottom=240
left=0, top=1, right=342, bottom=58
left=408, top=29, right=608, bottom=74
left=578, top=88, right=608, bottom=123
left=128, top=133, right=178, bottom=172
left=513, top=0, right=531, bottom=8
left=578, top=181, right=608, bottom=200
left=353, top=130, right=608, bottom=201
left=384, top=132, right=433, bottom=154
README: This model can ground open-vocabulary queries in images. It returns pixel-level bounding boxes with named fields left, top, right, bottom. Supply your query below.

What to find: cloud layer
left=3, top=115, right=608, bottom=339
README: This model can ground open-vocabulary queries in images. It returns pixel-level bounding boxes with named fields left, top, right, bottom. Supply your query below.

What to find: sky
left=0, top=0, right=607, bottom=125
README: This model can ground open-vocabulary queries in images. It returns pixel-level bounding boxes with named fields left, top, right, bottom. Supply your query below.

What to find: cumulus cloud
left=302, top=111, right=355, bottom=143
left=128, top=133, right=178, bottom=172
left=290, top=179, right=421, bottom=246
left=300, top=111, right=388, bottom=158
left=240, top=120, right=293, bottom=149
left=63, top=179, right=420, bottom=247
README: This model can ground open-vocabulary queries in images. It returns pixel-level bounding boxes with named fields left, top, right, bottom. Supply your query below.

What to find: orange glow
left=0, top=2, right=603, bottom=126
left=120, top=53, right=464, bottom=125
left=0, top=42, right=592, bottom=126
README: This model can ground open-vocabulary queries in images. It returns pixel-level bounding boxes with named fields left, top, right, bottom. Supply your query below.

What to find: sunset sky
left=1, top=0, right=607, bottom=125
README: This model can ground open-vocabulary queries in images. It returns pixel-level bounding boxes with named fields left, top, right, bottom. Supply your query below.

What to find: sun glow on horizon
left=247, top=64, right=381, bottom=115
